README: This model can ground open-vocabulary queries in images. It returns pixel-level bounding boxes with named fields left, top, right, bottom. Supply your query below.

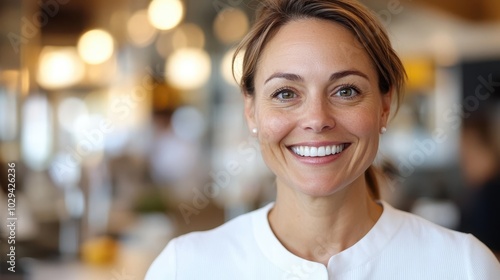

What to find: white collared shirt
left=145, top=201, right=500, bottom=279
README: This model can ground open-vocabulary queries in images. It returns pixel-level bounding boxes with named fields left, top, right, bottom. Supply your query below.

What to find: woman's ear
left=381, top=88, right=393, bottom=125
left=244, top=94, right=257, bottom=133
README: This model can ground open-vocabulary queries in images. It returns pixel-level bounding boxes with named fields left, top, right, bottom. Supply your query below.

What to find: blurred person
left=459, top=109, right=500, bottom=261
left=146, top=0, right=500, bottom=278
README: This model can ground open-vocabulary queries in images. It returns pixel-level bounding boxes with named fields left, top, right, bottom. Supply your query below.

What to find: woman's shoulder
left=145, top=204, right=272, bottom=279
left=385, top=201, right=478, bottom=246
left=381, top=202, right=500, bottom=277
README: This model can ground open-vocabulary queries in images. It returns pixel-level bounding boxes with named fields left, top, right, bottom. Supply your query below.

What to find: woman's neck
left=268, top=177, right=383, bottom=266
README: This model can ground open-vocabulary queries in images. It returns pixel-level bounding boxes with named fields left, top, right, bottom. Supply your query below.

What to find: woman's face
left=245, top=18, right=392, bottom=197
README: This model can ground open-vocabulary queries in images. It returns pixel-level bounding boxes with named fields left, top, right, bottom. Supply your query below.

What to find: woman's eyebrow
left=264, top=72, right=303, bottom=84
left=264, top=69, right=369, bottom=85
left=329, top=70, right=369, bottom=81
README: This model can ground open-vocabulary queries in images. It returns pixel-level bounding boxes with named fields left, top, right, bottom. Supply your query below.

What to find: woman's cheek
left=257, top=109, right=294, bottom=143
left=342, top=106, right=380, bottom=136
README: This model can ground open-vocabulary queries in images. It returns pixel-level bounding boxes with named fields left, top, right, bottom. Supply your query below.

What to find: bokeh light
left=21, top=95, right=53, bottom=171
left=221, top=47, right=244, bottom=86
left=148, top=0, right=184, bottom=31
left=77, top=29, right=115, bottom=64
left=37, top=46, right=85, bottom=90
left=166, top=48, right=211, bottom=90
left=213, top=8, right=249, bottom=44
left=127, top=9, right=158, bottom=47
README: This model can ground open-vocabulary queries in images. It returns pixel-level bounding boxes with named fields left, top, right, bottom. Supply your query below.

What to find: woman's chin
left=289, top=179, right=349, bottom=198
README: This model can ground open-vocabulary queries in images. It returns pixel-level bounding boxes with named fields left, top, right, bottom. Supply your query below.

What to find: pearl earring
left=380, top=127, right=387, bottom=134
left=252, top=128, right=258, bottom=134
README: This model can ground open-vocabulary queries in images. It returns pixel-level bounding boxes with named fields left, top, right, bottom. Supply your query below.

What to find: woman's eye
left=335, top=86, right=359, bottom=98
left=273, top=89, right=297, bottom=100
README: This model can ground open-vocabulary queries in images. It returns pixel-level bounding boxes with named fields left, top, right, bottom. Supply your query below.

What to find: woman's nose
left=301, top=98, right=335, bottom=133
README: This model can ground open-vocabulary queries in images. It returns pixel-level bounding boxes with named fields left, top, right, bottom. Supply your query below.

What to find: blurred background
left=0, top=0, right=499, bottom=279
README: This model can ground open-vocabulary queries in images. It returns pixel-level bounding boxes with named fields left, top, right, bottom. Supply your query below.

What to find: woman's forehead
left=256, top=18, right=375, bottom=82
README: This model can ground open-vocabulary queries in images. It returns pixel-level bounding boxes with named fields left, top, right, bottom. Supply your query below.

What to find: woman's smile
left=290, top=143, right=348, bottom=157
left=287, top=142, right=351, bottom=165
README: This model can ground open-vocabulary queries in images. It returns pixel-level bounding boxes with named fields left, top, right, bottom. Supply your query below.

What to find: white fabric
left=146, top=201, right=500, bottom=279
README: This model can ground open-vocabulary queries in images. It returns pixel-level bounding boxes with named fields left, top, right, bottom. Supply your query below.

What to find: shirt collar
left=252, top=201, right=404, bottom=276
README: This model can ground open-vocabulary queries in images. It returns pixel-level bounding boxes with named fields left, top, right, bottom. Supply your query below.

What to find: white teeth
left=291, top=144, right=346, bottom=157
left=318, top=146, right=325, bottom=156
left=310, top=147, right=318, bottom=157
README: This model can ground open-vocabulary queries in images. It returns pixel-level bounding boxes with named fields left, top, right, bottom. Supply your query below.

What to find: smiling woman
left=146, top=1, right=500, bottom=279
left=244, top=19, right=391, bottom=201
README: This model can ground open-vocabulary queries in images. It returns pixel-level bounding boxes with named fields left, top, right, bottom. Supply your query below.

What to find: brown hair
left=234, top=0, right=406, bottom=199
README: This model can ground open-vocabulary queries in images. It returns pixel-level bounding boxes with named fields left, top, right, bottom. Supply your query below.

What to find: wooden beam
left=415, top=0, right=500, bottom=22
